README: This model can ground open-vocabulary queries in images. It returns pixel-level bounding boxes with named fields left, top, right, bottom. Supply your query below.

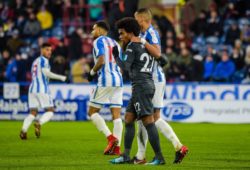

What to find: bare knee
left=88, top=106, right=100, bottom=117
left=30, top=109, right=38, bottom=116
left=111, top=107, right=121, bottom=120
left=45, top=107, right=54, bottom=112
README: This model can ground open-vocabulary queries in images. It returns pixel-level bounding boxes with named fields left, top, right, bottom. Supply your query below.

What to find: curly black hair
left=116, top=17, right=140, bottom=36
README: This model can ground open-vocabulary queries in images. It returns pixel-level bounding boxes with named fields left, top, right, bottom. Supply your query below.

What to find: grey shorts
left=126, top=87, right=155, bottom=119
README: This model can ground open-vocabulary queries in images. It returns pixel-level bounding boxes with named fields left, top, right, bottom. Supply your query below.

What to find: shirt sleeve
left=94, top=38, right=105, bottom=58
left=147, top=29, right=161, bottom=45
left=42, top=68, right=66, bottom=81
left=41, top=57, right=50, bottom=69
left=115, top=44, right=135, bottom=72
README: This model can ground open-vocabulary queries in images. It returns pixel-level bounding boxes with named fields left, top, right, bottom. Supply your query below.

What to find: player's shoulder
left=40, top=56, right=49, bottom=62
left=34, top=56, right=44, bottom=63
left=129, top=42, right=145, bottom=49
left=126, top=42, right=144, bottom=53
left=146, top=25, right=160, bottom=45
left=33, top=57, right=39, bottom=62
left=147, top=25, right=159, bottom=37
left=93, top=36, right=101, bottom=43
left=104, top=36, right=120, bottom=47
left=127, top=42, right=141, bottom=48
left=126, top=42, right=136, bottom=51
left=148, top=25, right=158, bottom=33
left=93, top=36, right=106, bottom=45
left=109, top=37, right=119, bottom=46
left=38, top=56, right=49, bottom=67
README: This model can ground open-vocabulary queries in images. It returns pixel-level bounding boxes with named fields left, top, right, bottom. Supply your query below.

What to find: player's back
left=126, top=42, right=154, bottom=89
left=93, top=36, right=123, bottom=87
left=29, top=56, right=50, bottom=94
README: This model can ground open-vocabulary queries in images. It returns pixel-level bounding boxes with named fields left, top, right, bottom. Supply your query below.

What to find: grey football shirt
left=116, top=42, right=155, bottom=90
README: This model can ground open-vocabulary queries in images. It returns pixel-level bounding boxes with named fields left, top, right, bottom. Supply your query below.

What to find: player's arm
left=113, top=45, right=135, bottom=72
left=113, top=53, right=125, bottom=71
left=42, top=68, right=66, bottom=81
left=41, top=58, right=66, bottom=81
left=90, top=56, right=105, bottom=75
left=88, top=38, right=105, bottom=81
left=131, top=36, right=161, bottom=59
left=112, top=45, right=125, bottom=69
left=144, top=42, right=161, bottom=59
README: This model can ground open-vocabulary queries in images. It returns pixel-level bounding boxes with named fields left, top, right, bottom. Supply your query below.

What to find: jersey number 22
left=140, top=53, right=154, bottom=73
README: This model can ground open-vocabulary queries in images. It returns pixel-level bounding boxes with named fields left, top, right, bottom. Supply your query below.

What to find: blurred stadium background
left=0, top=0, right=250, bottom=169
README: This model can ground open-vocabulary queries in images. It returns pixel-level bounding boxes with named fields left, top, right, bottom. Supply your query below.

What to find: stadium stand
left=0, top=0, right=249, bottom=83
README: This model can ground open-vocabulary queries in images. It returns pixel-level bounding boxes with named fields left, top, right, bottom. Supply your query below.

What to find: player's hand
left=60, top=76, right=67, bottom=82
left=88, top=69, right=96, bottom=82
left=157, top=54, right=168, bottom=67
left=112, top=45, right=119, bottom=59
left=87, top=73, right=94, bottom=82
left=65, top=76, right=71, bottom=83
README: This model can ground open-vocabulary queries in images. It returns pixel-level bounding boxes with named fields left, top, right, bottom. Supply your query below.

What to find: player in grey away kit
left=110, top=17, right=165, bottom=165
left=133, top=8, right=188, bottom=164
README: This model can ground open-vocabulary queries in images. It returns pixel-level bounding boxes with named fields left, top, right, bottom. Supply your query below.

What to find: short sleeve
left=124, top=44, right=135, bottom=64
left=41, top=57, right=50, bottom=69
left=94, top=38, right=105, bottom=58
left=115, top=43, right=135, bottom=72
left=147, top=29, right=160, bottom=45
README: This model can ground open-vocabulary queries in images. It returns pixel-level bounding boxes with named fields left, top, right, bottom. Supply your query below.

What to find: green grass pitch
left=0, top=121, right=249, bottom=170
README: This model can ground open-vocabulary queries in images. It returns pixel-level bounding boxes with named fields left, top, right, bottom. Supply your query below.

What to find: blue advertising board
left=0, top=97, right=89, bottom=121
left=1, top=83, right=250, bottom=123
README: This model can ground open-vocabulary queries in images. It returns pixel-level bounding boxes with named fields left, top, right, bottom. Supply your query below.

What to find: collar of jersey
left=40, top=55, right=48, bottom=60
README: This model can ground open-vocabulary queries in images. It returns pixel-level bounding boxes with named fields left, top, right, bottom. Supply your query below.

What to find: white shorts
left=28, top=93, right=54, bottom=109
left=89, top=86, right=123, bottom=109
left=152, top=82, right=165, bottom=108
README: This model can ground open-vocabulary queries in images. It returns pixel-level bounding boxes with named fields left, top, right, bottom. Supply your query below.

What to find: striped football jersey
left=92, top=36, right=123, bottom=87
left=29, top=56, right=50, bottom=94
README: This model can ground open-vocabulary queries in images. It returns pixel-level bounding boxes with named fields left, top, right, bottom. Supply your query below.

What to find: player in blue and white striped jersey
left=20, top=43, right=67, bottom=140
left=87, top=21, right=123, bottom=155
left=91, top=35, right=123, bottom=87
left=133, top=8, right=188, bottom=164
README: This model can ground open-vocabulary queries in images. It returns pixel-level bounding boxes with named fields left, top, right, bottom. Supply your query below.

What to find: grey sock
left=124, top=122, right=135, bottom=157
left=145, top=123, right=164, bottom=160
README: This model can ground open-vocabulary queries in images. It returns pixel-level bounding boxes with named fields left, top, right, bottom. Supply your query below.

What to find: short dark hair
left=95, top=20, right=110, bottom=32
left=41, top=43, right=52, bottom=48
left=116, top=17, right=140, bottom=36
